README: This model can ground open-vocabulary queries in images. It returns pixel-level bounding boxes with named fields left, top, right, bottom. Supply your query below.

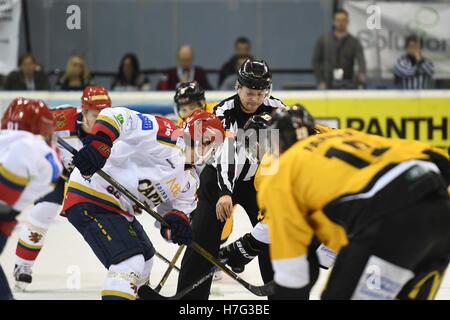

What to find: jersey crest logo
left=54, top=113, right=67, bottom=129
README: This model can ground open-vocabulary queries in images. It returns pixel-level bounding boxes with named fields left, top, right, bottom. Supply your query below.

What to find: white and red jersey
left=0, top=130, right=63, bottom=211
left=62, top=107, right=199, bottom=221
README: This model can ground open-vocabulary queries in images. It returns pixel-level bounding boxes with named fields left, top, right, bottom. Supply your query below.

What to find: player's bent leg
left=177, top=200, right=225, bottom=299
left=14, top=176, right=65, bottom=291
left=397, top=257, right=450, bottom=300
left=102, top=254, right=145, bottom=300
left=0, top=229, right=14, bottom=300
left=396, top=194, right=450, bottom=300
left=66, top=203, right=153, bottom=299
left=321, top=242, right=384, bottom=300
left=323, top=191, right=450, bottom=300
left=129, top=218, right=155, bottom=288
left=14, top=201, right=62, bottom=291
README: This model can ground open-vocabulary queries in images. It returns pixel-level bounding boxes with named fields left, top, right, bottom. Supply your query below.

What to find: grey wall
left=19, top=0, right=334, bottom=89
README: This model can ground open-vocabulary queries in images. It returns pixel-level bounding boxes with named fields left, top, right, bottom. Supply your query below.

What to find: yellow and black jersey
left=253, top=124, right=338, bottom=222
left=258, top=128, right=449, bottom=264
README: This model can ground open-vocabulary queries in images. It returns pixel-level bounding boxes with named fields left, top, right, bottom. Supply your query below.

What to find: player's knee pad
left=102, top=254, right=146, bottom=300
left=27, top=202, right=62, bottom=229
left=138, top=258, right=154, bottom=287
left=350, top=255, right=414, bottom=300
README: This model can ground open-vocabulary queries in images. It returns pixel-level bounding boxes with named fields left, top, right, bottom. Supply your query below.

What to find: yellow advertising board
left=284, top=97, right=450, bottom=154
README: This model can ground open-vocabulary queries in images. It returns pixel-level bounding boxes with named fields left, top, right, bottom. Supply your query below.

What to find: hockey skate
left=13, top=264, right=32, bottom=292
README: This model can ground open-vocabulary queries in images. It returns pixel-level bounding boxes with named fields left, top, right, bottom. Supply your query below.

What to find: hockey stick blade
left=138, top=268, right=275, bottom=300
left=138, top=267, right=217, bottom=300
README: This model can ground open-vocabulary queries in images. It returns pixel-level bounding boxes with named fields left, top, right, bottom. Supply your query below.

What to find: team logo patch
left=54, top=113, right=67, bottom=129
left=181, top=181, right=190, bottom=193
left=137, top=114, right=153, bottom=130
left=29, top=232, right=43, bottom=243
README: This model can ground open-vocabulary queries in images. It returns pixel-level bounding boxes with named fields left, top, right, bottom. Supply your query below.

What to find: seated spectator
left=394, top=35, right=434, bottom=89
left=219, top=56, right=248, bottom=90
left=312, top=9, right=366, bottom=89
left=57, top=55, right=91, bottom=91
left=4, top=53, right=50, bottom=90
left=111, top=53, right=150, bottom=91
left=218, top=37, right=252, bottom=88
left=159, top=45, right=212, bottom=90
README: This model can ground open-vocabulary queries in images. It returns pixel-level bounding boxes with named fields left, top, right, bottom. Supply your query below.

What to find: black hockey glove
left=72, top=133, right=112, bottom=177
left=219, top=233, right=267, bottom=273
left=160, top=210, right=192, bottom=245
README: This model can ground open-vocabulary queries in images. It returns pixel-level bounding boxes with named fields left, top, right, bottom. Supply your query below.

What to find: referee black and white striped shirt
left=393, top=54, right=434, bottom=89
left=213, top=94, right=286, bottom=197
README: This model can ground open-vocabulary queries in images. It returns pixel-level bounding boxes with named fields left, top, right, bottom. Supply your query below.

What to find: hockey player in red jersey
left=13, top=86, right=111, bottom=291
left=0, top=98, right=63, bottom=299
left=62, top=107, right=224, bottom=299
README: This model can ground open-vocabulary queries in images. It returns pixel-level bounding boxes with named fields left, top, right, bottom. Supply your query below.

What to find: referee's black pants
left=176, top=164, right=274, bottom=299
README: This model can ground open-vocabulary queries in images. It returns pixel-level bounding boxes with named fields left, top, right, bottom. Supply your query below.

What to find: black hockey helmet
left=237, top=59, right=272, bottom=90
left=174, top=81, right=205, bottom=107
left=242, top=112, right=273, bottom=162
left=270, top=105, right=316, bottom=152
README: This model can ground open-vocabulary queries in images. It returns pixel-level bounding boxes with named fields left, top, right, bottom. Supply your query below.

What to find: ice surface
left=1, top=206, right=448, bottom=300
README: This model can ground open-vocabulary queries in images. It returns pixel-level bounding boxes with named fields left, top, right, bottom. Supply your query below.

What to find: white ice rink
left=1, top=205, right=449, bottom=300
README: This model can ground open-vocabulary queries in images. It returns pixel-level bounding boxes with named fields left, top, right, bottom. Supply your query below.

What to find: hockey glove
left=160, top=210, right=192, bottom=245
left=72, top=133, right=112, bottom=177
left=219, top=233, right=266, bottom=273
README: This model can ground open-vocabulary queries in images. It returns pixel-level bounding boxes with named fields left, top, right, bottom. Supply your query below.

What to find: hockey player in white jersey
left=61, top=107, right=224, bottom=300
left=0, top=98, right=63, bottom=300
left=13, top=85, right=111, bottom=291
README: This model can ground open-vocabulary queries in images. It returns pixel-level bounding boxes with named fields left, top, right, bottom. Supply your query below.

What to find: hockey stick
left=155, top=245, right=185, bottom=292
left=57, top=136, right=274, bottom=297
left=154, top=251, right=181, bottom=273
left=138, top=267, right=219, bottom=300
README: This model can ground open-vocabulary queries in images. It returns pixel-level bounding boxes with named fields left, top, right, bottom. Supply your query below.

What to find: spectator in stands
left=160, top=45, right=212, bottom=90
left=4, top=53, right=50, bottom=90
left=57, top=55, right=91, bottom=91
left=111, top=53, right=150, bottom=91
left=312, top=9, right=366, bottom=89
left=393, top=35, right=434, bottom=89
left=218, top=37, right=252, bottom=88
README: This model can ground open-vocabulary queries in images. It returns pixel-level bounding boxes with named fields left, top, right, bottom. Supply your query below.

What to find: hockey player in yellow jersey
left=259, top=107, right=450, bottom=300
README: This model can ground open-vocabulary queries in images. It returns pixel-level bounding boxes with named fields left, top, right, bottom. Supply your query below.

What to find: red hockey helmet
left=184, top=109, right=224, bottom=145
left=1, top=97, right=55, bottom=142
left=81, top=85, right=111, bottom=111
left=183, top=110, right=225, bottom=164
